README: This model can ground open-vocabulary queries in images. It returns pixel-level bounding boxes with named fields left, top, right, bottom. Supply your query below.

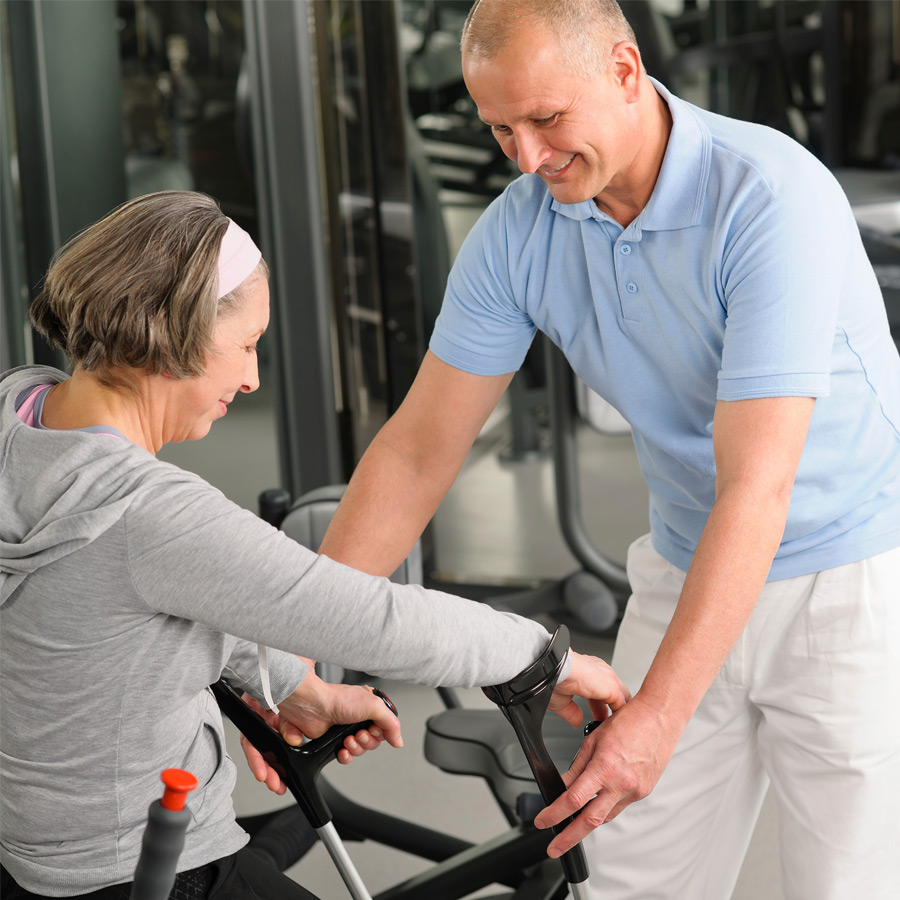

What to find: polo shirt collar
left=550, top=77, right=711, bottom=232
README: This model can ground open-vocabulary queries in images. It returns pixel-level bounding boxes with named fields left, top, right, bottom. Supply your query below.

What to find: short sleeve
left=716, top=153, right=855, bottom=401
left=429, top=191, right=537, bottom=375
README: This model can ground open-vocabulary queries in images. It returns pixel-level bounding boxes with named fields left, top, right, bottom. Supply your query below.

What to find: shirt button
left=619, top=244, right=632, bottom=255
left=626, top=281, right=638, bottom=293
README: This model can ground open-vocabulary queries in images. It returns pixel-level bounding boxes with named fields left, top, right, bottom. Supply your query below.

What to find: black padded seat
left=424, top=708, right=584, bottom=815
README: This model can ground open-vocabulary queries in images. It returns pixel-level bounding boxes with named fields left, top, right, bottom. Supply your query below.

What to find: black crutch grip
left=482, top=625, right=590, bottom=885
left=211, top=679, right=397, bottom=829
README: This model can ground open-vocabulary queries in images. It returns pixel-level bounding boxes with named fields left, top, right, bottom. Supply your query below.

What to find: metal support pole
left=316, top=822, right=374, bottom=900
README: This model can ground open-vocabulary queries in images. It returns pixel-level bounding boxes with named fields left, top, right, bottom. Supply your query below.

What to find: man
left=319, top=1, right=900, bottom=897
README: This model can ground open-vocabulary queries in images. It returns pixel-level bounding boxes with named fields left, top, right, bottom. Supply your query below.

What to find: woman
left=0, top=192, right=628, bottom=899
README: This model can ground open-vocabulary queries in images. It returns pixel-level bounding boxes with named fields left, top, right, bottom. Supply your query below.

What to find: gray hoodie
left=0, top=365, right=553, bottom=894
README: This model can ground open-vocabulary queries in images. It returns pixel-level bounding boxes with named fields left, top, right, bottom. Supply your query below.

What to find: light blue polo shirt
left=430, top=79, right=900, bottom=580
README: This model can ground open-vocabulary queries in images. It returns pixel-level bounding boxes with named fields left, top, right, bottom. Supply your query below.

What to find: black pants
left=0, top=847, right=319, bottom=900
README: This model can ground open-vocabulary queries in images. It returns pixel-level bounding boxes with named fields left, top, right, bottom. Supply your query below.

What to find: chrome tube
left=570, top=878, right=593, bottom=900
left=316, top=821, right=373, bottom=900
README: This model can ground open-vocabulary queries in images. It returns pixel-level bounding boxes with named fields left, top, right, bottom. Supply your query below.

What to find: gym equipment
left=130, top=768, right=198, bottom=900
left=543, top=338, right=631, bottom=632
left=455, top=338, right=632, bottom=636
left=214, top=625, right=591, bottom=900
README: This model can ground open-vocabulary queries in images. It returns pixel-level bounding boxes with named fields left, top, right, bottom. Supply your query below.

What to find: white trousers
left=583, top=535, right=900, bottom=900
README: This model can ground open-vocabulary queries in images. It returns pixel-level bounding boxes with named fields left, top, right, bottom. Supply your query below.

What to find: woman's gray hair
left=462, top=0, right=638, bottom=80
left=30, top=190, right=267, bottom=388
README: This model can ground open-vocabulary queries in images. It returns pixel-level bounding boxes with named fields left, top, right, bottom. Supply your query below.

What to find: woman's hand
left=548, top=650, right=631, bottom=727
left=239, top=669, right=403, bottom=795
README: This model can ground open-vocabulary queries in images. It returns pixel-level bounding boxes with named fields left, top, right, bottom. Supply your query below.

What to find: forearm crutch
left=212, top=680, right=396, bottom=900
left=482, top=625, right=592, bottom=900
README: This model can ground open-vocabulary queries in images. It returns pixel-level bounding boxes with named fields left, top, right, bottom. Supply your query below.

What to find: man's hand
left=240, top=670, right=403, bottom=795
left=536, top=692, right=681, bottom=857
left=539, top=649, right=665, bottom=857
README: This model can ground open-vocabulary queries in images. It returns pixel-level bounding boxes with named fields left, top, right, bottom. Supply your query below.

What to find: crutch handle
left=211, top=680, right=397, bottom=828
left=482, top=625, right=590, bottom=886
left=130, top=769, right=198, bottom=900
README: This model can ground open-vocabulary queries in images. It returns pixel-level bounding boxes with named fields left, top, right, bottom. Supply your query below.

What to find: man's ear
left=608, top=41, right=642, bottom=103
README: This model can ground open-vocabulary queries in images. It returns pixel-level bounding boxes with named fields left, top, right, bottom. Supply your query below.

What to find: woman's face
left=169, top=275, right=270, bottom=443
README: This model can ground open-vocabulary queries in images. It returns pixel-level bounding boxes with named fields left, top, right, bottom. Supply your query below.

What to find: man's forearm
left=320, top=352, right=515, bottom=576
left=319, top=427, right=460, bottom=576
left=636, top=484, right=790, bottom=730
left=636, top=394, right=814, bottom=728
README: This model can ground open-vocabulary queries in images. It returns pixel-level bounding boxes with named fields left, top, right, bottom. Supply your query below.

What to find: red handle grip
left=159, top=768, right=198, bottom=811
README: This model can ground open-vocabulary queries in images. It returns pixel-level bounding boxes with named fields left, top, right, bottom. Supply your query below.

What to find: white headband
left=217, top=219, right=262, bottom=299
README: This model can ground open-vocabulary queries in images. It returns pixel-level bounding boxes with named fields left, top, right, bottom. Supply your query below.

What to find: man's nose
left=511, top=129, right=553, bottom=175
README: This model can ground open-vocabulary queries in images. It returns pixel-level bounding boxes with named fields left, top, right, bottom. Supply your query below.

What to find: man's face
left=463, top=25, right=642, bottom=207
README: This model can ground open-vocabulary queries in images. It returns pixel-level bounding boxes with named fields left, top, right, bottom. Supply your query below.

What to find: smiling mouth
left=540, top=155, right=576, bottom=176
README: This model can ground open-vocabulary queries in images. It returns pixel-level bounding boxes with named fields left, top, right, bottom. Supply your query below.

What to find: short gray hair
left=30, top=191, right=267, bottom=388
left=461, top=0, right=638, bottom=80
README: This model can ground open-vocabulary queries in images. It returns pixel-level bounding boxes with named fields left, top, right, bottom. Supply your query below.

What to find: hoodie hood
left=0, top=366, right=175, bottom=605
